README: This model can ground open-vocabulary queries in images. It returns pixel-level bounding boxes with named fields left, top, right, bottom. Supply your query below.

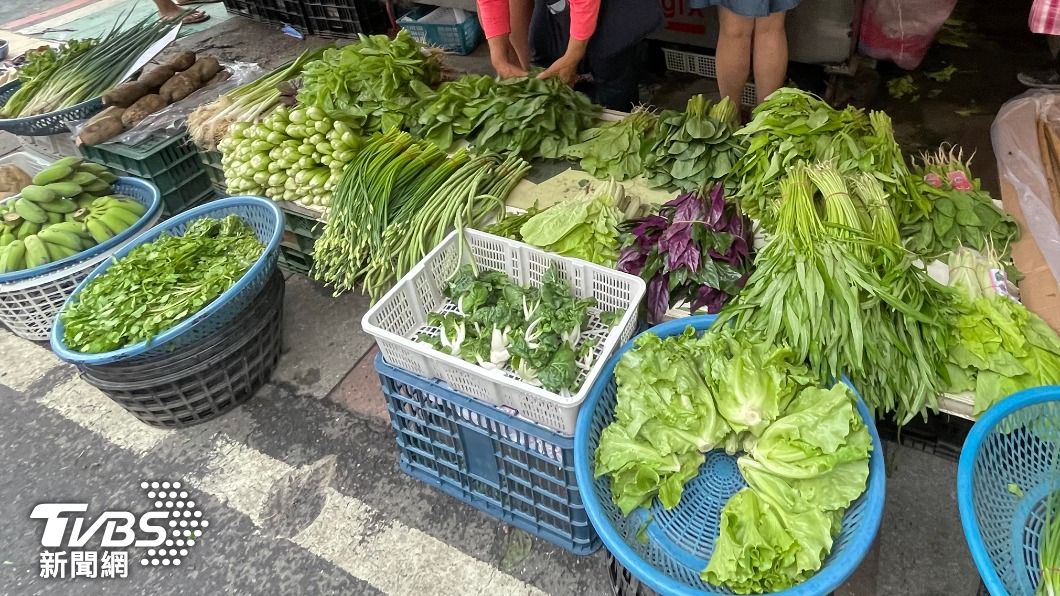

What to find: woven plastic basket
left=362, top=228, right=646, bottom=436
left=0, top=177, right=162, bottom=341
left=50, top=196, right=284, bottom=366
left=575, top=315, right=887, bottom=596
left=79, top=270, right=285, bottom=429
left=958, top=386, right=1060, bottom=596
left=0, top=81, right=105, bottom=136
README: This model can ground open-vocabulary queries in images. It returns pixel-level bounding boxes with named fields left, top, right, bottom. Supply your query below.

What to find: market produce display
left=488, top=179, right=629, bottom=267
left=60, top=214, right=263, bottom=353
left=409, top=74, right=494, bottom=150
left=417, top=263, right=614, bottom=393
left=0, top=15, right=177, bottom=118
left=594, top=325, right=871, bottom=593
left=718, top=163, right=948, bottom=423
left=644, top=95, right=742, bottom=192
left=78, top=51, right=225, bottom=145
left=311, top=130, right=529, bottom=298
left=189, top=47, right=326, bottom=150
left=617, top=184, right=753, bottom=323
left=944, top=248, right=1060, bottom=415
left=903, top=146, right=1019, bottom=260
left=733, top=89, right=925, bottom=228
left=565, top=108, right=657, bottom=180
left=219, top=105, right=360, bottom=206
left=297, top=31, right=441, bottom=133
left=0, top=157, right=139, bottom=273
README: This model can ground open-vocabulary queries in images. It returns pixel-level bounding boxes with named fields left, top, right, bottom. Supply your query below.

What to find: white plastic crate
left=661, top=47, right=757, bottom=107
left=362, top=229, right=646, bottom=436
left=18, top=133, right=79, bottom=160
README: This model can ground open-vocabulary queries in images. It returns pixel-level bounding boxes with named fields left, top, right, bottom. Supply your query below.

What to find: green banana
left=112, top=198, right=146, bottom=217
left=97, top=212, right=130, bottom=236
left=23, top=235, right=50, bottom=269
left=0, top=229, right=13, bottom=247
left=82, top=180, right=110, bottom=193
left=38, top=228, right=83, bottom=251
left=46, top=221, right=89, bottom=237
left=68, top=172, right=99, bottom=187
left=76, top=162, right=109, bottom=176
left=44, top=182, right=82, bottom=198
left=16, top=221, right=40, bottom=240
left=31, top=163, right=73, bottom=186
left=20, top=185, right=58, bottom=203
left=3, top=240, right=25, bottom=273
left=46, top=212, right=62, bottom=225
left=14, top=199, right=48, bottom=224
left=85, top=219, right=113, bottom=244
left=39, top=199, right=78, bottom=214
left=102, top=206, right=138, bottom=227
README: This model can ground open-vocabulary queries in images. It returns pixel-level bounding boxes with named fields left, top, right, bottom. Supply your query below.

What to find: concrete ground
left=0, top=0, right=1017, bottom=593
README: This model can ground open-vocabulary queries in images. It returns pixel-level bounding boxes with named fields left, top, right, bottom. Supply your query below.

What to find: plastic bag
left=992, top=90, right=1060, bottom=284
left=858, top=0, right=957, bottom=70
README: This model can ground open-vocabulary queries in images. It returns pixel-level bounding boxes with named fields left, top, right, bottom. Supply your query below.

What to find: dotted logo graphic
left=138, top=481, right=208, bottom=567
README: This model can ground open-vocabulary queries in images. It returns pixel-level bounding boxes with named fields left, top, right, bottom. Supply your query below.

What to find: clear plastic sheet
left=112, top=61, right=265, bottom=145
left=991, top=90, right=1060, bottom=282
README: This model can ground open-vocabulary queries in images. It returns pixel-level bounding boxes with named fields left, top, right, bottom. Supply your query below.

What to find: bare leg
left=751, top=11, right=788, bottom=103
left=509, top=0, right=534, bottom=69
left=152, top=0, right=209, bottom=24
left=715, top=7, right=755, bottom=107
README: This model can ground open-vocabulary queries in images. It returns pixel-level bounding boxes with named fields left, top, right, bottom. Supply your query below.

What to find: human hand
left=537, top=56, right=579, bottom=86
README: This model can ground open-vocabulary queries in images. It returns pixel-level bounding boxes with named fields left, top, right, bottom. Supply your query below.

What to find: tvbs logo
left=31, top=480, right=208, bottom=578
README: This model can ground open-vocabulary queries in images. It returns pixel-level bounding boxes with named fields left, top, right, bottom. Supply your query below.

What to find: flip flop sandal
left=177, top=0, right=222, bottom=5
left=180, top=10, right=210, bottom=24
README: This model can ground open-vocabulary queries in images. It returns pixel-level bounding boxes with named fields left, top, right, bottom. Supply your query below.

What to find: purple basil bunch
left=617, top=183, right=753, bottom=323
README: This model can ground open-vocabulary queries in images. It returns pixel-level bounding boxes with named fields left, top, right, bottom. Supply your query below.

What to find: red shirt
left=478, top=0, right=601, bottom=42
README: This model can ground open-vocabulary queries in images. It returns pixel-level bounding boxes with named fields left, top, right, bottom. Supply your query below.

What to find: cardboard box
left=1000, top=177, right=1060, bottom=332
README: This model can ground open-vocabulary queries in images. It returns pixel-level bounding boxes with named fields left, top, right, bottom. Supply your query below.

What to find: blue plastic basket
left=398, top=7, right=482, bottom=55
left=376, top=354, right=601, bottom=554
left=49, top=196, right=284, bottom=366
left=575, top=315, right=887, bottom=595
left=958, top=386, right=1060, bottom=596
left=0, top=177, right=162, bottom=284
left=0, top=80, right=105, bottom=136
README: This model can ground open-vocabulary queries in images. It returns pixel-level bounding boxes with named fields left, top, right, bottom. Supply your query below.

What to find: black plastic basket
left=875, top=413, right=973, bottom=462
left=221, top=0, right=312, bottom=35
left=302, top=0, right=389, bottom=38
left=78, top=271, right=285, bottom=429
left=608, top=550, right=657, bottom=596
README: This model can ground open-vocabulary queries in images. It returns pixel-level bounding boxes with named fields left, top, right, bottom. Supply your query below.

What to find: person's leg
left=152, top=0, right=209, bottom=24
left=1019, top=34, right=1060, bottom=88
left=715, top=7, right=755, bottom=107
left=751, top=10, right=787, bottom=103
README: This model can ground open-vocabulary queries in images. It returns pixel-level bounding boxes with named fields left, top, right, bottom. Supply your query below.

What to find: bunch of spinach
left=417, top=264, right=617, bottom=393
left=409, top=74, right=495, bottom=151
left=643, top=95, right=743, bottom=192
left=565, top=108, right=657, bottom=180
left=297, top=30, right=441, bottom=133
left=617, top=184, right=753, bottom=323
left=61, top=216, right=263, bottom=353
left=462, top=75, right=600, bottom=159
left=733, top=89, right=925, bottom=229
left=903, top=146, right=1019, bottom=260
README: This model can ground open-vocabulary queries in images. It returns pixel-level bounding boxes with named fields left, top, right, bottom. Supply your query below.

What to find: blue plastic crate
left=398, top=6, right=482, bottom=55
left=50, top=196, right=284, bottom=366
left=958, top=386, right=1060, bottom=596
left=0, top=80, right=105, bottom=136
left=376, top=354, right=600, bottom=555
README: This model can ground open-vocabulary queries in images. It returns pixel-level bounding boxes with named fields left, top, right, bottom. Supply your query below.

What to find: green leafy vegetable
left=643, top=95, right=742, bottom=192
left=516, top=179, right=624, bottom=266
left=565, top=108, right=657, bottom=180
left=61, top=216, right=263, bottom=353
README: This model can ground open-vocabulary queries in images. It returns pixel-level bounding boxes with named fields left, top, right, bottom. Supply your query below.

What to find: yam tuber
left=205, top=69, right=232, bottom=86
left=121, top=94, right=166, bottom=127
left=183, top=57, right=222, bottom=85
left=78, top=107, right=126, bottom=145
left=164, top=51, right=197, bottom=72
left=159, top=73, right=199, bottom=103
left=102, top=80, right=152, bottom=108
left=137, top=65, right=177, bottom=91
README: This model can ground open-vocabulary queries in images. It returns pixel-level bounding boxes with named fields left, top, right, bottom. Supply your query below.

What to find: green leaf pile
left=565, top=108, right=657, bottom=180
left=594, top=325, right=872, bottom=593
left=644, top=95, right=743, bottom=192
left=903, top=146, right=1019, bottom=260
left=297, top=30, right=441, bottom=133
left=516, top=179, right=624, bottom=266
left=61, top=215, right=264, bottom=353
left=409, top=74, right=495, bottom=151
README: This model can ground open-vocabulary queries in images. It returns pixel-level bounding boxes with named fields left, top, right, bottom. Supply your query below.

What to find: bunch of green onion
left=188, top=47, right=328, bottom=150
left=1, top=13, right=177, bottom=118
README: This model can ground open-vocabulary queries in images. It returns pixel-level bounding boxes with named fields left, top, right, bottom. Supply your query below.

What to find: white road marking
left=0, top=331, right=542, bottom=595
left=38, top=376, right=170, bottom=455
left=0, top=332, right=60, bottom=392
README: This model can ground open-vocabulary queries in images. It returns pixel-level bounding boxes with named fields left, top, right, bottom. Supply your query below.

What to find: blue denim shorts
left=689, top=0, right=801, bottom=17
